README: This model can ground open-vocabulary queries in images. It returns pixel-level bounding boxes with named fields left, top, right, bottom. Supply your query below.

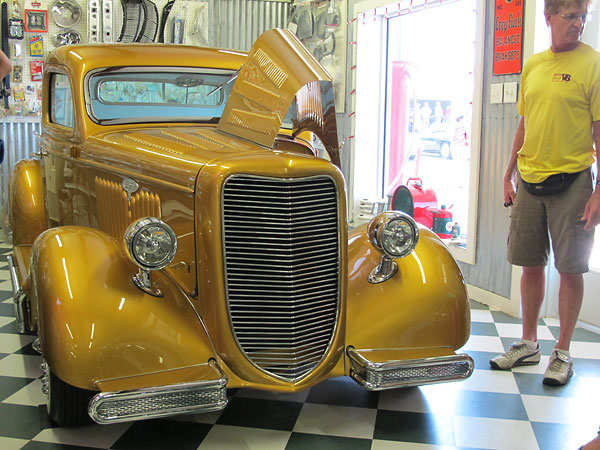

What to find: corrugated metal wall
left=0, top=120, right=41, bottom=225
left=208, top=0, right=290, bottom=51
left=454, top=3, right=520, bottom=299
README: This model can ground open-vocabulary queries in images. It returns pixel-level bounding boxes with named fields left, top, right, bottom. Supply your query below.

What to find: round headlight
left=367, top=211, right=419, bottom=258
left=125, top=218, right=178, bottom=270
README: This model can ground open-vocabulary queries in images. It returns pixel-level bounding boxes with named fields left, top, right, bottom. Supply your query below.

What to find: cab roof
left=46, top=43, right=248, bottom=73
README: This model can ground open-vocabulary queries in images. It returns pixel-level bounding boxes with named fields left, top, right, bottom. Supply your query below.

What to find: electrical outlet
left=503, top=82, right=518, bottom=103
left=490, top=83, right=503, bottom=104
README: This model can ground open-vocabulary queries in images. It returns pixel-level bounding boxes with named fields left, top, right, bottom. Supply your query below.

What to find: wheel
left=439, top=141, right=452, bottom=159
left=47, top=371, right=95, bottom=427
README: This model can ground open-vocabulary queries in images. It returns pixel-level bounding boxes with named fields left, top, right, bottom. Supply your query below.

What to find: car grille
left=222, top=174, right=340, bottom=380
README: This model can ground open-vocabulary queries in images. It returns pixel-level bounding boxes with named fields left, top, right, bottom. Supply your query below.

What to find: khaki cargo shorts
left=507, top=168, right=595, bottom=274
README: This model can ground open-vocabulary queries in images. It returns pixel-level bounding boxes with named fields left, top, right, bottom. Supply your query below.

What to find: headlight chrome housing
left=367, top=211, right=419, bottom=283
left=124, top=217, right=177, bottom=296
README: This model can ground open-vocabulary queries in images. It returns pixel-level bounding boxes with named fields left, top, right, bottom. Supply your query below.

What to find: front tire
left=47, top=371, right=95, bottom=427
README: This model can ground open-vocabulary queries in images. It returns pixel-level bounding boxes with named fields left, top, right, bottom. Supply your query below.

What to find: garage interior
left=0, top=0, right=598, bottom=449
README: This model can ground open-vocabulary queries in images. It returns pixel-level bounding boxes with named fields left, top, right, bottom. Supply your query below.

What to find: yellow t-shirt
left=517, top=43, right=600, bottom=183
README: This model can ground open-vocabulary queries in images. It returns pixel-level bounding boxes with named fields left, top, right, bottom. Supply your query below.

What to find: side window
left=50, top=73, right=74, bottom=128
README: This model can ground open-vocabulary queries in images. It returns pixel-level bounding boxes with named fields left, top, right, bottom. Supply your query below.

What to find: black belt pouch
left=521, top=171, right=583, bottom=196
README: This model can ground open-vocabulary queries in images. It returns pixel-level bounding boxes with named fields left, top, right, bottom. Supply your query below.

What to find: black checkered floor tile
left=0, top=238, right=599, bottom=449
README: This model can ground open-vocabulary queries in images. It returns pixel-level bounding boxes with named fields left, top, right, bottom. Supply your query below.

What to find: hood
left=217, top=28, right=340, bottom=167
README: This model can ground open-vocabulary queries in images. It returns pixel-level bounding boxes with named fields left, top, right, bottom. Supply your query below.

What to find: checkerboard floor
left=0, top=239, right=599, bottom=450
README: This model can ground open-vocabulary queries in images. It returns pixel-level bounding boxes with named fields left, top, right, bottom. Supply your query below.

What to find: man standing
left=491, top=0, right=600, bottom=385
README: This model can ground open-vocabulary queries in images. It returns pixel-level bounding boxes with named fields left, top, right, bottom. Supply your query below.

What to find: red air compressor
left=392, top=179, right=453, bottom=239
left=391, top=177, right=438, bottom=229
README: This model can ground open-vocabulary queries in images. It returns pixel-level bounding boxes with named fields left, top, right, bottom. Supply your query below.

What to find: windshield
left=87, top=68, right=237, bottom=125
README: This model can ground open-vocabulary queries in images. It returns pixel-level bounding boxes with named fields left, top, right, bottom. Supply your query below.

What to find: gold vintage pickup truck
left=7, top=29, right=473, bottom=427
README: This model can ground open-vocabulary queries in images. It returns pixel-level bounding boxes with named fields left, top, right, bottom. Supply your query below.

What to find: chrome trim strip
left=88, top=360, right=228, bottom=424
left=347, top=347, right=474, bottom=391
left=7, top=255, right=27, bottom=334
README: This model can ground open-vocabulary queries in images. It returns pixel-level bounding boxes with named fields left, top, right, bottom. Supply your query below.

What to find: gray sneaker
left=490, top=341, right=540, bottom=370
left=543, top=349, right=574, bottom=386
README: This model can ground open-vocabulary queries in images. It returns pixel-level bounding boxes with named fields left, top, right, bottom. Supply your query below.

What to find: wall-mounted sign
left=493, top=0, right=524, bottom=75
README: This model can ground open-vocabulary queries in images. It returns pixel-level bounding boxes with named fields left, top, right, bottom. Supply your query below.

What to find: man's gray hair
left=544, top=0, right=592, bottom=15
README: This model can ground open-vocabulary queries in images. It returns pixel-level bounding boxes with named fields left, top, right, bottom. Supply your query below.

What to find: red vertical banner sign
left=493, top=0, right=524, bottom=75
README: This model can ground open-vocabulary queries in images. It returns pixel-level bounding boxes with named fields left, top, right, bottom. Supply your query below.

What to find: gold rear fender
left=30, top=226, right=217, bottom=391
left=9, top=159, right=47, bottom=245
left=345, top=224, right=470, bottom=358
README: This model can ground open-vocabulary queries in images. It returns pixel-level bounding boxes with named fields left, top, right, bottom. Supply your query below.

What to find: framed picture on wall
left=24, top=9, right=48, bottom=32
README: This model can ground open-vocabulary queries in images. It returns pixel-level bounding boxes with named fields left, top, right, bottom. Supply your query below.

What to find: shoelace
left=548, top=354, right=568, bottom=372
left=505, top=343, right=527, bottom=357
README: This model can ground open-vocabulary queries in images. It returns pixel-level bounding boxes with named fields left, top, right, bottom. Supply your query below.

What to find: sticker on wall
left=8, top=18, right=24, bottom=39
left=12, top=64, right=22, bottom=83
left=29, top=35, right=43, bottom=56
left=24, top=9, right=48, bottom=32
left=13, top=86, right=25, bottom=101
left=30, top=60, right=44, bottom=81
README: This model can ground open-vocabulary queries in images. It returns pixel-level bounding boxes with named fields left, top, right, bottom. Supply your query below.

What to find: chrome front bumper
left=7, top=255, right=28, bottom=334
left=347, top=347, right=474, bottom=391
left=88, top=361, right=228, bottom=424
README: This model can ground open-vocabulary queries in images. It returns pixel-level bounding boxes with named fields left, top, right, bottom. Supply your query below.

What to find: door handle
left=33, top=149, right=49, bottom=158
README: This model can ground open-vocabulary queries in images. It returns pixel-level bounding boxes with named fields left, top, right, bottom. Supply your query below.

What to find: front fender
left=9, top=159, right=47, bottom=245
left=346, top=224, right=470, bottom=354
left=30, top=226, right=217, bottom=390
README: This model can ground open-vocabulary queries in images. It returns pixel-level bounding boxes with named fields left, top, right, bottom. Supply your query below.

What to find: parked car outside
left=414, top=116, right=469, bottom=160
left=417, top=124, right=453, bottom=159
left=7, top=29, right=473, bottom=427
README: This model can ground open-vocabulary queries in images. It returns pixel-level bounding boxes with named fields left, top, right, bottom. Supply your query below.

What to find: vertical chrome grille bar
left=222, top=175, right=340, bottom=380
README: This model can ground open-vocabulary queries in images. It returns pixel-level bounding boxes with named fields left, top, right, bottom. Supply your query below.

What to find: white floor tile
left=197, top=425, right=290, bottom=450
left=2, top=378, right=46, bottom=406
left=372, top=441, right=456, bottom=449
left=0, top=354, right=42, bottom=378
left=459, top=369, right=520, bottom=394
left=378, top=383, right=460, bottom=416
left=454, top=416, right=539, bottom=450
left=0, top=270, right=9, bottom=280
left=512, top=355, right=550, bottom=374
left=0, top=280, right=12, bottom=291
left=495, top=323, right=555, bottom=340
left=461, top=335, right=505, bottom=353
left=33, top=422, right=132, bottom=448
left=471, top=309, right=494, bottom=323
left=522, top=394, right=600, bottom=426
left=0, top=316, right=15, bottom=328
left=543, top=317, right=560, bottom=327
left=0, top=333, right=36, bottom=354
left=570, top=341, right=600, bottom=359
left=0, top=436, right=29, bottom=450
left=293, top=403, right=377, bottom=439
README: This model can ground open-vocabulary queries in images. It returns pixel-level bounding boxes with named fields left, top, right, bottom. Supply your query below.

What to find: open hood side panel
left=217, top=28, right=340, bottom=166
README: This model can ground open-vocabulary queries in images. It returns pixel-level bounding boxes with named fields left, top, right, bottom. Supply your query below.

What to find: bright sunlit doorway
left=351, top=0, right=485, bottom=264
